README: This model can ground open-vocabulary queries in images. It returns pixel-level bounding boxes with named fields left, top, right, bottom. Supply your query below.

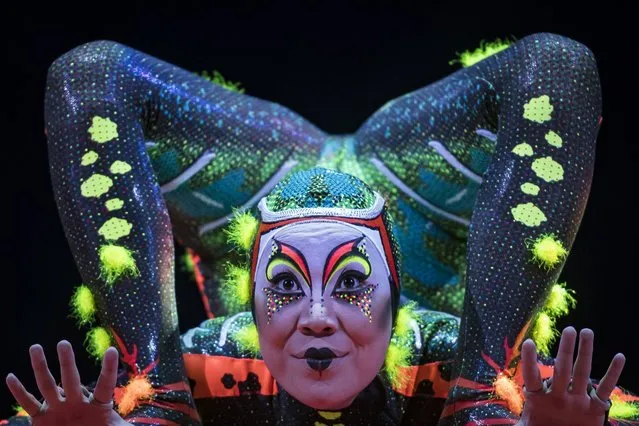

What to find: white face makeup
left=254, top=221, right=393, bottom=410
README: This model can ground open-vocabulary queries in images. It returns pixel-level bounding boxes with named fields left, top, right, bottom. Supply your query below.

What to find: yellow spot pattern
left=81, top=174, right=113, bottom=198
left=512, top=143, right=534, bottom=157
left=511, top=203, right=547, bottom=227
left=523, top=95, right=553, bottom=123
left=545, top=130, right=563, bottom=148
left=110, top=160, right=132, bottom=174
left=532, top=157, right=564, bottom=182
left=81, top=150, right=99, bottom=166
left=106, top=198, right=124, bottom=211
left=88, top=116, right=118, bottom=143
left=98, top=218, right=133, bottom=241
left=521, top=183, right=540, bottom=196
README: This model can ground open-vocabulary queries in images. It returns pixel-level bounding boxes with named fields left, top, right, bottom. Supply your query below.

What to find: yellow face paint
left=511, top=202, right=547, bottom=227
left=512, top=143, right=534, bottom=157
left=545, top=130, right=563, bottom=148
left=81, top=174, right=113, bottom=198
left=532, top=157, right=564, bottom=182
left=110, top=160, right=132, bottom=174
left=326, top=255, right=371, bottom=287
left=266, top=258, right=305, bottom=284
left=523, top=95, right=553, bottom=123
left=98, top=217, right=133, bottom=241
left=521, top=183, right=540, bottom=196
left=88, top=116, right=118, bottom=143
left=81, top=150, right=99, bottom=166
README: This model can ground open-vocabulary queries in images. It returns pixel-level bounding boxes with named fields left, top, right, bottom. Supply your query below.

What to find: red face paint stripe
left=322, top=239, right=357, bottom=285
left=280, top=242, right=311, bottom=284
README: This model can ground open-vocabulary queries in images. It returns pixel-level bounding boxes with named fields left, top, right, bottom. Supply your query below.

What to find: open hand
left=516, top=327, right=625, bottom=426
left=6, top=340, right=126, bottom=426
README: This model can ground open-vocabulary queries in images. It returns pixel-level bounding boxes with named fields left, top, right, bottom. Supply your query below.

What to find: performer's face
left=254, top=221, right=393, bottom=410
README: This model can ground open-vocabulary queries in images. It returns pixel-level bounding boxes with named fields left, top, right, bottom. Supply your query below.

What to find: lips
left=304, top=347, right=337, bottom=372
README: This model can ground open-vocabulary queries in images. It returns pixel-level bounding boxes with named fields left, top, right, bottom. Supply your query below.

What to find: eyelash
left=270, top=273, right=304, bottom=294
left=333, top=270, right=368, bottom=293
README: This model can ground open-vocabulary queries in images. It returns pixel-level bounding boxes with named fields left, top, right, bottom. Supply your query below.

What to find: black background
left=3, top=2, right=636, bottom=419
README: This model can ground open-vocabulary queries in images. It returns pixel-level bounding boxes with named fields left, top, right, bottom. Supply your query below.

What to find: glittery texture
left=263, top=288, right=303, bottom=323
left=331, top=284, right=378, bottom=322
left=20, top=32, right=635, bottom=426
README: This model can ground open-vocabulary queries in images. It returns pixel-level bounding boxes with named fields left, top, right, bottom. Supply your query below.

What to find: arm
left=44, top=39, right=324, bottom=423
left=355, top=32, right=604, bottom=424
left=438, top=33, right=601, bottom=424
left=45, top=40, right=202, bottom=425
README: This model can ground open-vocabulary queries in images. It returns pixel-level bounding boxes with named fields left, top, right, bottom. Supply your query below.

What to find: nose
left=298, top=299, right=338, bottom=337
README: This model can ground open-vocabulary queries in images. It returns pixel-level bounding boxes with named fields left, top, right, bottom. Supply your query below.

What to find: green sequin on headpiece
left=266, top=167, right=377, bottom=212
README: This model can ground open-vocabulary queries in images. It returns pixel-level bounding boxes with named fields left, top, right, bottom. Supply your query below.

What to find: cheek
left=331, top=284, right=378, bottom=323
left=377, top=289, right=393, bottom=330
left=255, top=290, right=303, bottom=345
left=334, top=286, right=392, bottom=341
left=261, top=288, right=303, bottom=324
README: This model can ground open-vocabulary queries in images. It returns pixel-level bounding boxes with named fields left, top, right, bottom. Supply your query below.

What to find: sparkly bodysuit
left=3, top=33, right=638, bottom=425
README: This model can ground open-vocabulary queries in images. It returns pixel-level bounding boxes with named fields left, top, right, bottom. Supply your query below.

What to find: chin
left=294, top=389, right=355, bottom=410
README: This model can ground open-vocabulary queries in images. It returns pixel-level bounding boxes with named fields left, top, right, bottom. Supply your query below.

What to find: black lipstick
left=304, top=347, right=336, bottom=372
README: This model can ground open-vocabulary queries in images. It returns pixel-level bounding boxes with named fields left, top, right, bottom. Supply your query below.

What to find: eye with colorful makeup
left=324, top=237, right=379, bottom=322
left=323, top=237, right=372, bottom=292
left=268, top=272, right=304, bottom=295
left=263, top=240, right=310, bottom=322
left=333, top=270, right=369, bottom=294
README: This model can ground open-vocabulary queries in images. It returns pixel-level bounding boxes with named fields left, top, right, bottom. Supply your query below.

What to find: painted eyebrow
left=266, top=240, right=312, bottom=285
left=322, top=236, right=371, bottom=289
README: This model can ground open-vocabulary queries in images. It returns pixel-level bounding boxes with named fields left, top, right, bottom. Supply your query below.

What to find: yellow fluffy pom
left=544, top=283, right=577, bottom=317
left=226, top=210, right=259, bottom=252
left=235, top=323, right=260, bottom=356
left=116, top=375, right=155, bottom=416
left=220, top=264, right=252, bottom=313
left=71, top=285, right=96, bottom=326
left=494, top=373, right=524, bottom=415
left=529, top=234, right=568, bottom=270
left=610, top=394, right=639, bottom=420
left=384, top=342, right=411, bottom=389
left=450, top=38, right=513, bottom=67
left=86, top=327, right=112, bottom=360
left=99, top=244, right=139, bottom=284
left=394, top=302, right=418, bottom=340
left=531, top=312, right=558, bottom=356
